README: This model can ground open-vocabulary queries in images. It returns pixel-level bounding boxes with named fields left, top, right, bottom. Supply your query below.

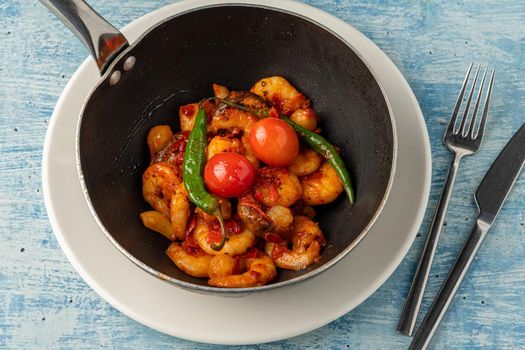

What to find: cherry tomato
left=204, top=153, right=255, bottom=197
left=249, top=118, right=299, bottom=167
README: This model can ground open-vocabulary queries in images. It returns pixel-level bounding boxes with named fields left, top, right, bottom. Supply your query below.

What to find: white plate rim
left=42, top=0, right=432, bottom=345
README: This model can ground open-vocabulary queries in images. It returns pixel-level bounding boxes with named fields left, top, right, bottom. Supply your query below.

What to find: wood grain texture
left=0, top=0, right=524, bottom=348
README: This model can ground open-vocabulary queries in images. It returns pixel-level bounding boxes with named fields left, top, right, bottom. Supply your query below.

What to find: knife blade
left=410, top=122, right=525, bottom=350
left=476, top=122, right=525, bottom=225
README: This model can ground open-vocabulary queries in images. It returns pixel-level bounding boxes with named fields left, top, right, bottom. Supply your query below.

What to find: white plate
left=42, top=0, right=431, bottom=345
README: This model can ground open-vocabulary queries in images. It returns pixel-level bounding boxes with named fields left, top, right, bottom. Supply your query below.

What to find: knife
left=410, top=122, right=525, bottom=350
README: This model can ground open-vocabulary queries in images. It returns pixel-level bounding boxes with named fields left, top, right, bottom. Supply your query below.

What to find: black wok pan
left=42, top=0, right=396, bottom=294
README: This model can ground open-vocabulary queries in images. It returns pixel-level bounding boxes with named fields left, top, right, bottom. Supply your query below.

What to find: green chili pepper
left=183, top=106, right=226, bottom=250
left=215, top=98, right=355, bottom=205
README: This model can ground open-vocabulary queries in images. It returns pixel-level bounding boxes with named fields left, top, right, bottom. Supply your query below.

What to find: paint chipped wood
left=0, top=0, right=523, bottom=348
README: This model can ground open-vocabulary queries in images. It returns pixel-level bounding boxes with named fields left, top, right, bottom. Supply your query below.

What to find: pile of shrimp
left=140, top=76, right=343, bottom=288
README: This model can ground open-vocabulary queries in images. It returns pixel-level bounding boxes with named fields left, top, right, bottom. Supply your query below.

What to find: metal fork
left=398, top=64, right=495, bottom=336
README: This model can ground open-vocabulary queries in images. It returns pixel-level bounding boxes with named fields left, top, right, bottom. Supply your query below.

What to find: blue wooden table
left=1, top=1, right=524, bottom=348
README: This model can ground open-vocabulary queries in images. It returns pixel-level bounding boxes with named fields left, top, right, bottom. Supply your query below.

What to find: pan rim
left=75, top=1, right=398, bottom=294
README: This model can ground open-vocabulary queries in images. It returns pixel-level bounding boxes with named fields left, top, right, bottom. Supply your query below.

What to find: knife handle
left=409, top=219, right=490, bottom=350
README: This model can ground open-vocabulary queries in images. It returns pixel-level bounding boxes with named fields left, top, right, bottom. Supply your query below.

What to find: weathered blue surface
left=1, top=0, right=524, bottom=348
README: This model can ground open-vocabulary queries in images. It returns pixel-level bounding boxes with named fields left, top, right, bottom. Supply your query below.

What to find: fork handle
left=409, top=219, right=489, bottom=349
left=397, top=154, right=462, bottom=336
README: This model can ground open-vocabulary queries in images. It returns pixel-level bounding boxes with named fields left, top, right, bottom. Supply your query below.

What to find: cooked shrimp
left=208, top=251, right=277, bottom=288
left=290, top=108, right=318, bottom=131
left=250, top=76, right=310, bottom=115
left=209, top=105, right=261, bottom=168
left=289, top=147, right=323, bottom=177
left=265, top=216, right=325, bottom=270
left=179, top=103, right=199, bottom=132
left=194, top=218, right=256, bottom=255
left=237, top=196, right=293, bottom=236
left=147, top=125, right=173, bottom=156
left=207, top=136, right=245, bottom=160
left=213, top=83, right=230, bottom=99
left=142, top=162, right=180, bottom=216
left=209, top=105, right=258, bottom=135
left=139, top=210, right=173, bottom=240
left=253, top=167, right=302, bottom=207
left=169, top=182, right=190, bottom=241
left=301, top=162, right=344, bottom=205
left=237, top=194, right=271, bottom=236
left=266, top=205, right=294, bottom=232
left=166, top=242, right=212, bottom=278
left=143, top=80, right=350, bottom=287
left=151, top=132, right=188, bottom=172
left=195, top=197, right=232, bottom=222
left=208, top=254, right=238, bottom=279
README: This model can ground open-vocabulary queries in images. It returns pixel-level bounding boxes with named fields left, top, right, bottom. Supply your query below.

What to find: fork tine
left=474, top=69, right=495, bottom=140
left=459, top=64, right=481, bottom=135
left=447, top=63, right=473, bottom=133
left=467, top=66, right=488, bottom=138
